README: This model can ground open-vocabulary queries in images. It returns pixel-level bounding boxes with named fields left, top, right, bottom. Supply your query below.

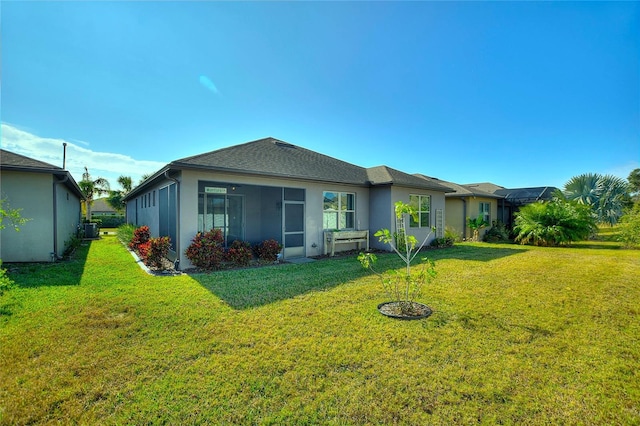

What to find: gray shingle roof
left=127, top=137, right=455, bottom=199
left=1, top=149, right=62, bottom=171
left=414, top=175, right=503, bottom=198
left=172, top=137, right=370, bottom=185
left=0, top=149, right=85, bottom=199
left=369, top=167, right=455, bottom=192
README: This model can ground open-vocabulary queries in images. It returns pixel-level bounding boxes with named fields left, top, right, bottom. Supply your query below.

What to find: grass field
left=1, top=235, right=639, bottom=424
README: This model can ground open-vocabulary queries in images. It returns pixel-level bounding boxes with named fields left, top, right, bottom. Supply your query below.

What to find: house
left=415, top=176, right=503, bottom=240
left=91, top=198, right=118, bottom=216
left=123, top=138, right=453, bottom=268
left=466, top=183, right=558, bottom=229
left=0, top=149, right=84, bottom=262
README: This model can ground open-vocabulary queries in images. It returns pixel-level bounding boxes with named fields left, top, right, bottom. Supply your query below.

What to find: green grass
left=1, top=236, right=639, bottom=424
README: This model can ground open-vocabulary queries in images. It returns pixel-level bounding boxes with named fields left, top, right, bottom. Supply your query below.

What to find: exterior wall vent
left=274, top=140, right=296, bottom=148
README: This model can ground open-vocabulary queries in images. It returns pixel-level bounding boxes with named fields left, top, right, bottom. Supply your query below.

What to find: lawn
left=1, top=236, right=639, bottom=424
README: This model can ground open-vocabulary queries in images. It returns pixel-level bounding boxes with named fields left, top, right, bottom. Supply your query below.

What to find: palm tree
left=117, top=175, right=133, bottom=193
left=79, top=167, right=110, bottom=221
left=563, top=173, right=630, bottom=225
left=106, top=175, right=133, bottom=212
left=628, top=168, right=640, bottom=202
left=563, top=173, right=603, bottom=206
left=467, top=215, right=488, bottom=241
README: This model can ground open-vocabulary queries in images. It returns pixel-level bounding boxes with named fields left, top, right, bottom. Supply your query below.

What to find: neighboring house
left=0, top=149, right=84, bottom=262
left=467, top=183, right=558, bottom=229
left=123, top=137, right=453, bottom=268
left=415, top=176, right=502, bottom=240
left=91, top=198, right=118, bottom=216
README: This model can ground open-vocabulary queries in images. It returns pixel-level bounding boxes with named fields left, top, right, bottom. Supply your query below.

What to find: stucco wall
left=130, top=170, right=371, bottom=268
left=1, top=171, right=55, bottom=262
left=445, top=197, right=497, bottom=239
left=445, top=198, right=465, bottom=238
left=369, top=186, right=445, bottom=251
left=55, top=182, right=82, bottom=258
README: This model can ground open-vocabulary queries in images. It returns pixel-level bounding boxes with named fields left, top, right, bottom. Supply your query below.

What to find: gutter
left=164, top=170, right=181, bottom=270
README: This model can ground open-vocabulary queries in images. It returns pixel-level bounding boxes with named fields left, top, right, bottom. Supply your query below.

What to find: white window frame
left=480, top=202, right=491, bottom=224
left=409, top=194, right=431, bottom=228
left=323, top=191, right=355, bottom=230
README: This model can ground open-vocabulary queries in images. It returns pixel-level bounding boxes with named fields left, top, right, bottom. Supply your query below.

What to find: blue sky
left=2, top=1, right=638, bottom=190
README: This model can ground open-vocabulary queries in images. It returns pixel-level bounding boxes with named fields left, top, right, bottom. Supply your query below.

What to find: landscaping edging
left=377, top=301, right=433, bottom=320
left=124, top=242, right=182, bottom=276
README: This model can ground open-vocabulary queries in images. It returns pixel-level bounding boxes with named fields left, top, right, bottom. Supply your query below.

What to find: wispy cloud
left=1, top=123, right=166, bottom=189
left=199, top=75, right=220, bottom=95
left=602, top=160, right=639, bottom=181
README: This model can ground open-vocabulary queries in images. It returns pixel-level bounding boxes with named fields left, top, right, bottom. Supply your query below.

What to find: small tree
left=358, top=201, right=436, bottom=317
left=628, top=168, right=640, bottom=202
left=79, top=167, right=110, bottom=221
left=0, top=197, right=31, bottom=295
left=467, top=215, right=488, bottom=241
left=106, top=175, right=133, bottom=213
left=619, top=203, right=640, bottom=248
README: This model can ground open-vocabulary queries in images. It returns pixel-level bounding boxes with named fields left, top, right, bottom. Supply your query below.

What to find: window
left=480, top=202, right=490, bottom=224
left=323, top=191, right=355, bottom=230
left=409, top=195, right=431, bottom=228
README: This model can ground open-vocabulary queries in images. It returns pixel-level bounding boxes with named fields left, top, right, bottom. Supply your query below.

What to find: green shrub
left=483, top=220, right=511, bottom=243
left=63, top=235, right=82, bottom=258
left=619, top=203, right=640, bottom=248
left=514, top=200, right=597, bottom=246
left=254, top=239, right=282, bottom=262
left=444, top=226, right=462, bottom=243
left=430, top=237, right=454, bottom=248
left=185, top=229, right=225, bottom=270
left=0, top=261, right=14, bottom=296
left=226, top=240, right=253, bottom=267
left=117, top=224, right=137, bottom=245
left=93, top=214, right=125, bottom=228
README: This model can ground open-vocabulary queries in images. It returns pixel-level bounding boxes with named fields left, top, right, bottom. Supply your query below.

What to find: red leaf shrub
left=226, top=240, right=253, bottom=267
left=145, top=236, right=171, bottom=269
left=137, top=241, right=151, bottom=260
left=185, top=229, right=225, bottom=270
left=129, top=226, right=150, bottom=251
left=255, top=239, right=282, bottom=262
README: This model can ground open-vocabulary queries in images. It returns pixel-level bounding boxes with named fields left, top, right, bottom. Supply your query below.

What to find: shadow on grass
left=570, top=243, right=623, bottom=250
left=5, top=239, right=92, bottom=289
left=424, top=244, right=526, bottom=262
left=190, top=256, right=373, bottom=310
left=191, top=244, right=527, bottom=310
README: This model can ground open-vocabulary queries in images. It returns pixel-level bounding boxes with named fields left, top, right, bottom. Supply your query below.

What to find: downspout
left=164, top=171, right=181, bottom=270
left=52, top=174, right=70, bottom=261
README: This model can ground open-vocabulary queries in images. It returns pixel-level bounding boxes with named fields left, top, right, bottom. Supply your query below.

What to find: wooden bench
left=324, top=230, right=369, bottom=256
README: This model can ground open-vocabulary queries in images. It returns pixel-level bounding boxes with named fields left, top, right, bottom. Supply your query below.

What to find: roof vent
left=274, top=140, right=296, bottom=148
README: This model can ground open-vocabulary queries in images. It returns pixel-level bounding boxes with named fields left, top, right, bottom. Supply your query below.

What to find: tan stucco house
left=467, top=183, right=558, bottom=229
left=123, top=138, right=453, bottom=268
left=415, top=176, right=502, bottom=240
left=0, top=149, right=84, bottom=262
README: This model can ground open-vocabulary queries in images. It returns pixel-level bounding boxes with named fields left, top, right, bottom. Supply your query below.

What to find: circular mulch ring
left=377, top=301, right=433, bottom=320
